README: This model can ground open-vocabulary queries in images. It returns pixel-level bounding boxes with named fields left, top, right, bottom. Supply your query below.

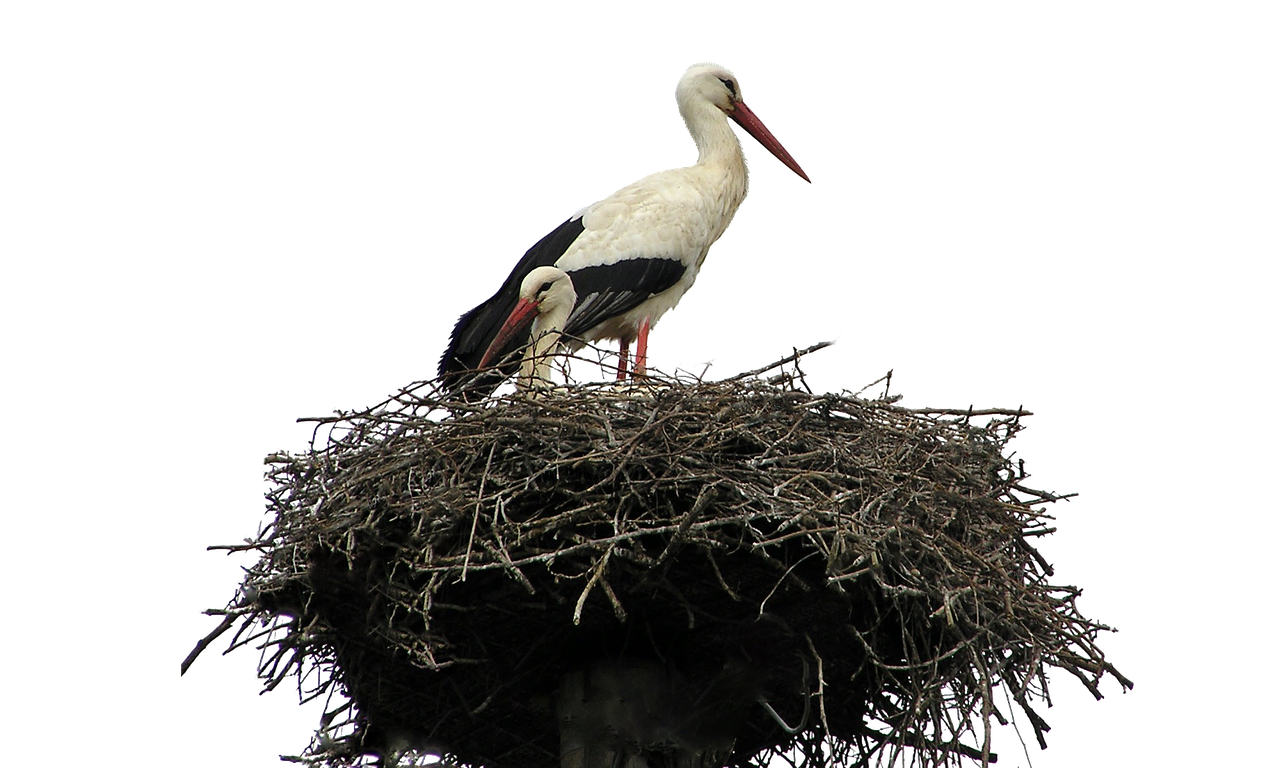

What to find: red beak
left=729, top=101, right=810, bottom=183
left=478, top=298, right=540, bottom=369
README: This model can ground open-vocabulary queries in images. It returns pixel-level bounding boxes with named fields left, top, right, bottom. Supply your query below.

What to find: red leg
left=616, top=342, right=629, bottom=381
left=634, top=317, right=651, bottom=378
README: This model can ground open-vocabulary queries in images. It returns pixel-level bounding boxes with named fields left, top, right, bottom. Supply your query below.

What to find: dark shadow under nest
left=185, top=345, right=1131, bottom=768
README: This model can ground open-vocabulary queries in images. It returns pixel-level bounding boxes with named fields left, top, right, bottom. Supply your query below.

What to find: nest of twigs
left=186, top=344, right=1130, bottom=768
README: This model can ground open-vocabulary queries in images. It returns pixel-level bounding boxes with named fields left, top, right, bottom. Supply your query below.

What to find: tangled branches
left=186, top=345, right=1130, bottom=768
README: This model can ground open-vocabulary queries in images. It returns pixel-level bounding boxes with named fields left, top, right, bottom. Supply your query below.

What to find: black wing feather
left=438, top=216, right=586, bottom=391
left=563, top=258, right=687, bottom=338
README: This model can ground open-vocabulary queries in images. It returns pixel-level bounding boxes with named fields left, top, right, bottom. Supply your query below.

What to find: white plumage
left=440, top=63, right=808, bottom=394
left=478, top=266, right=576, bottom=391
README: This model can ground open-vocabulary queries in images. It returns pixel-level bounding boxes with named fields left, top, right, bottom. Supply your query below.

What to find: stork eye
left=539, top=281, right=554, bottom=295
left=719, top=78, right=736, bottom=94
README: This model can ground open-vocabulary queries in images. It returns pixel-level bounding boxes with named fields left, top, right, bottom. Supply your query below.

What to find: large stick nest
left=188, top=346, right=1130, bottom=767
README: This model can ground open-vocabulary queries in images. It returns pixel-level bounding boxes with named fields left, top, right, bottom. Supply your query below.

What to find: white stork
left=439, top=63, right=808, bottom=395
left=478, top=266, right=576, bottom=391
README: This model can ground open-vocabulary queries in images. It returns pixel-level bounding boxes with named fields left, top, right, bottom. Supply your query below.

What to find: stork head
left=677, top=63, right=809, bottom=183
left=678, top=63, right=743, bottom=113
left=478, top=266, right=577, bottom=370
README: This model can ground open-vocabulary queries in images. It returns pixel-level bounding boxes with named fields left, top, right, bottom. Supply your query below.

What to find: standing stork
left=439, top=63, right=808, bottom=395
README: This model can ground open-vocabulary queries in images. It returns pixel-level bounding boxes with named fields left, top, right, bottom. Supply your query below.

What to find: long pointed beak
left=729, top=101, right=810, bottom=183
left=478, top=298, right=540, bottom=369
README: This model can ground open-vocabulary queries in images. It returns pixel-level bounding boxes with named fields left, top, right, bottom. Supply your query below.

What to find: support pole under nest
left=556, top=659, right=741, bottom=768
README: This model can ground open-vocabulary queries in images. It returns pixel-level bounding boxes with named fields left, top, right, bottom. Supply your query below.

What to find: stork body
left=439, top=64, right=808, bottom=395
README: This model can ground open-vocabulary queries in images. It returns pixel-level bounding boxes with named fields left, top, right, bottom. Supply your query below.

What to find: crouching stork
left=478, top=266, right=577, bottom=392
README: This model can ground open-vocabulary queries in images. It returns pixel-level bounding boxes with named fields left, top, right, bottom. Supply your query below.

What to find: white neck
left=517, top=304, right=571, bottom=390
left=682, top=100, right=747, bottom=178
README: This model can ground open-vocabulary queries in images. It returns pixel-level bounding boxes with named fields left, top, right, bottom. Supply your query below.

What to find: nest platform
left=186, top=347, right=1131, bottom=767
